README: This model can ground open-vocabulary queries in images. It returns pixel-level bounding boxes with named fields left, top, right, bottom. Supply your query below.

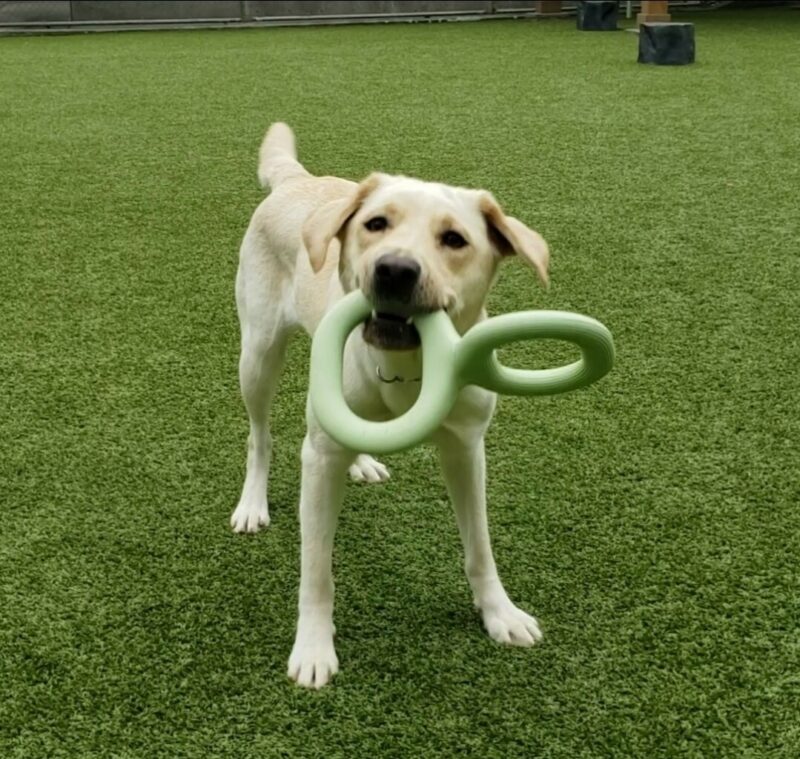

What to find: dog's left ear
left=479, top=193, right=550, bottom=287
left=302, top=173, right=383, bottom=273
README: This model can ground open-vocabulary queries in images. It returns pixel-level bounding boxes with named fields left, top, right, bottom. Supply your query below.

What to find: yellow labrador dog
left=232, top=123, right=550, bottom=688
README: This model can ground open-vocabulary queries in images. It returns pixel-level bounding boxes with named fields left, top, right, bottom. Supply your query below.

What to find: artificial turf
left=2, top=7, right=799, bottom=757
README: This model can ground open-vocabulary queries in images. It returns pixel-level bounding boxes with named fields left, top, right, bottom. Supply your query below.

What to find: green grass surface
left=2, top=8, right=799, bottom=757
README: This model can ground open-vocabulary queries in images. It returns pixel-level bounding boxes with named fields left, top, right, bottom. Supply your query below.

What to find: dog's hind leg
left=231, top=237, right=297, bottom=534
left=348, top=454, right=390, bottom=484
left=230, top=320, right=291, bottom=533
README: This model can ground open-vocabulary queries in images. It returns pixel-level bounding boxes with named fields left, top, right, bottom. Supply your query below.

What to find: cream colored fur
left=232, top=123, right=550, bottom=688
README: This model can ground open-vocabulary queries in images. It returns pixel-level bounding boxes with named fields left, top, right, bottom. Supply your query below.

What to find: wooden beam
left=536, top=1, right=563, bottom=14
left=637, top=1, right=671, bottom=25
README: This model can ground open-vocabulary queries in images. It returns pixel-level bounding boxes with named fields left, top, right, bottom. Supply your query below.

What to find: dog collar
left=376, top=365, right=421, bottom=384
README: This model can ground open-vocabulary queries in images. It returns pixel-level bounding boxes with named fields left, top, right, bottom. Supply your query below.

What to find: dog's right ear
left=302, top=174, right=383, bottom=273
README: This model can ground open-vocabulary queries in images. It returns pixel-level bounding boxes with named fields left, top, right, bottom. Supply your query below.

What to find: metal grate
left=0, top=0, right=767, bottom=32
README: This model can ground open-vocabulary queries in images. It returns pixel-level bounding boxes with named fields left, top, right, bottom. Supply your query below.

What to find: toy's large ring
left=310, top=290, right=614, bottom=454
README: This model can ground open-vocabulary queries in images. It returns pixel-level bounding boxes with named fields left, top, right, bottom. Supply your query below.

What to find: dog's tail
left=257, top=122, right=309, bottom=190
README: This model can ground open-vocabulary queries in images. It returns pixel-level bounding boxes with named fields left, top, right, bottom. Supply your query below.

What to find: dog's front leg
left=437, top=434, right=543, bottom=647
left=288, top=433, right=353, bottom=689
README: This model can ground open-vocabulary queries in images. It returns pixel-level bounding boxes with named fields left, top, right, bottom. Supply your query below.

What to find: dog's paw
left=288, top=637, right=339, bottom=689
left=230, top=497, right=270, bottom=533
left=481, top=601, right=543, bottom=647
left=348, top=454, right=390, bottom=484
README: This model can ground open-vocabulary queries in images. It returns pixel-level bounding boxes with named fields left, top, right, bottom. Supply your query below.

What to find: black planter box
left=576, top=1, right=619, bottom=32
left=638, top=22, right=696, bottom=66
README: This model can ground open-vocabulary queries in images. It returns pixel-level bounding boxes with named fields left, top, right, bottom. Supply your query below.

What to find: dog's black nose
left=373, top=254, right=421, bottom=304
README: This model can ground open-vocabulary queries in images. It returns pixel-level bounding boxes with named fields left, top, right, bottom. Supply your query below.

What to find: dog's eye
left=364, top=216, right=388, bottom=233
left=441, top=230, right=468, bottom=249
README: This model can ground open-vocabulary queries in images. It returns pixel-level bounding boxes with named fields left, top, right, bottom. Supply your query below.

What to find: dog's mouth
left=363, top=311, right=421, bottom=351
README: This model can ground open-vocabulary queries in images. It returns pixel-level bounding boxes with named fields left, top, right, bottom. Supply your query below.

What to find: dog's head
left=302, top=173, right=549, bottom=350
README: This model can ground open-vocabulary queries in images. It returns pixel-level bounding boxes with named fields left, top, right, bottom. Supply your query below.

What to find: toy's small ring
left=456, top=310, right=615, bottom=396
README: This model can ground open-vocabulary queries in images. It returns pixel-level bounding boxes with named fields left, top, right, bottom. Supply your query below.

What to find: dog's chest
left=379, top=380, right=422, bottom=417
left=373, top=350, right=423, bottom=416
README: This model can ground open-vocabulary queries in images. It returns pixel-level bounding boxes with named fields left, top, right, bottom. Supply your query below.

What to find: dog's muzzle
left=363, top=253, right=431, bottom=350
left=372, top=254, right=420, bottom=313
